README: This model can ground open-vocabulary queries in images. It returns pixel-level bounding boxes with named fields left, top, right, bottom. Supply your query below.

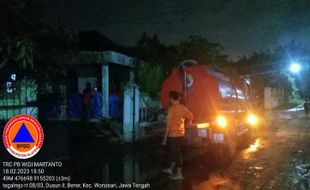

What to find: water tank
left=160, top=65, right=247, bottom=123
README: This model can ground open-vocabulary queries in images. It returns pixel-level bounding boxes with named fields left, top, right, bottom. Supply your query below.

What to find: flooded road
left=184, top=110, right=310, bottom=190
left=43, top=110, right=310, bottom=190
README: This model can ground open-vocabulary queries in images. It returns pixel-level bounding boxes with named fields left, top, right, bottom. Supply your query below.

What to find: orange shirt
left=167, top=103, right=193, bottom=137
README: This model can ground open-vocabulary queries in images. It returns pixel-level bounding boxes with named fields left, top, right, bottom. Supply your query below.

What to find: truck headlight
left=216, top=116, right=227, bottom=128
left=247, top=113, right=258, bottom=126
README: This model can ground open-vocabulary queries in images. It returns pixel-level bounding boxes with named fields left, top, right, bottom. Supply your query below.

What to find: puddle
left=241, top=138, right=263, bottom=160
left=46, top=147, right=159, bottom=185
left=191, top=174, right=241, bottom=190
left=249, top=166, right=263, bottom=170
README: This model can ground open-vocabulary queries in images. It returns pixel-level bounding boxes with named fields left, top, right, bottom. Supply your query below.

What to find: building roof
left=79, top=51, right=134, bottom=67
left=78, top=30, right=136, bottom=57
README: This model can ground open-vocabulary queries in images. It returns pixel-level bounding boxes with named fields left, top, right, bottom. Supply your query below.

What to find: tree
left=0, top=0, right=79, bottom=80
left=0, top=0, right=79, bottom=113
left=134, top=60, right=164, bottom=99
left=179, top=35, right=225, bottom=65
left=0, top=37, right=34, bottom=70
left=229, top=41, right=310, bottom=107
left=136, top=32, right=179, bottom=75
left=135, top=33, right=169, bottom=98
left=135, top=32, right=229, bottom=97
left=33, top=26, right=79, bottom=81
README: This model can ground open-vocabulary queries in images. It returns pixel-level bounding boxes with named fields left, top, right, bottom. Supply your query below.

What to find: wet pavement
left=3, top=110, right=309, bottom=190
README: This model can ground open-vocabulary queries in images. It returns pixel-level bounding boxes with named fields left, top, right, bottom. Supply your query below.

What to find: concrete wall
left=264, top=87, right=285, bottom=109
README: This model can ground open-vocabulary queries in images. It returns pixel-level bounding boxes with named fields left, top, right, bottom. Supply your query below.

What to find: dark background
left=42, top=0, right=310, bottom=59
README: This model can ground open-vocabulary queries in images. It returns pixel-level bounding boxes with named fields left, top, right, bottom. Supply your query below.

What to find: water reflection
left=191, top=174, right=241, bottom=190
left=123, top=154, right=145, bottom=183
left=50, top=132, right=267, bottom=190
left=242, top=138, right=262, bottom=159
left=66, top=147, right=157, bottom=185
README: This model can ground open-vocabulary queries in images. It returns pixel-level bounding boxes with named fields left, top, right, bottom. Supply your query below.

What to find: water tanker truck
left=160, top=60, right=258, bottom=157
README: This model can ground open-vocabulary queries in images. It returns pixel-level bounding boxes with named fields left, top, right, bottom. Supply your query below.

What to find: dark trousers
left=167, top=137, right=184, bottom=167
left=82, top=104, right=90, bottom=122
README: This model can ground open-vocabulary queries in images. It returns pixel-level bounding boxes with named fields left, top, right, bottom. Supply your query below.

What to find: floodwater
left=43, top=110, right=310, bottom=190
left=43, top=132, right=269, bottom=190
left=241, top=138, right=264, bottom=160
left=50, top=138, right=265, bottom=189
left=45, top=131, right=163, bottom=186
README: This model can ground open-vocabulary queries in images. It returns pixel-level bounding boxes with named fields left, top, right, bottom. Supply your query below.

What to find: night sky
left=43, top=0, right=310, bottom=59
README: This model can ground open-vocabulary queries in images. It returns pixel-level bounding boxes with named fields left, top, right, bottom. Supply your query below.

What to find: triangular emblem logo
left=12, top=123, right=35, bottom=143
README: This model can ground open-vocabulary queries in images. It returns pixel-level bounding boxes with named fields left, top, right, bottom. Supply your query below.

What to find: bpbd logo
left=3, top=114, right=44, bottom=159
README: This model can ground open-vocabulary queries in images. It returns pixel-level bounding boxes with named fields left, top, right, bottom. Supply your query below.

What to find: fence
left=0, top=73, right=161, bottom=124
left=0, top=76, right=38, bottom=120
left=0, top=72, right=71, bottom=121
left=139, top=94, right=161, bottom=127
left=139, top=107, right=157, bottom=122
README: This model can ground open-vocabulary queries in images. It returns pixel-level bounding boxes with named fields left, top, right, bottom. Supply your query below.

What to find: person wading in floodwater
left=162, top=91, right=193, bottom=180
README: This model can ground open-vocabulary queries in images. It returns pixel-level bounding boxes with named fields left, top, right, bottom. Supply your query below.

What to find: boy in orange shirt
left=162, top=91, right=193, bottom=180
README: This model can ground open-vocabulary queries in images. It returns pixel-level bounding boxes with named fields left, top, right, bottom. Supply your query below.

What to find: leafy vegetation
left=134, top=32, right=227, bottom=98
left=0, top=0, right=78, bottom=81
left=0, top=37, right=34, bottom=70
left=134, top=60, right=164, bottom=99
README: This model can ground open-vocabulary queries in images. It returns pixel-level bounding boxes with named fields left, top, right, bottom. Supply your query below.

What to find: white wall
left=264, top=87, right=285, bottom=109
left=77, top=77, right=97, bottom=93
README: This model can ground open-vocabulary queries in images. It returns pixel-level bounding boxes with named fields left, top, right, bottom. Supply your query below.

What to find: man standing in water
left=162, top=91, right=193, bottom=180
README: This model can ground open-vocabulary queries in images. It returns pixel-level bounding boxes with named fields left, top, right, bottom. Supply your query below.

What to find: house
left=0, top=31, right=137, bottom=120
left=0, top=31, right=151, bottom=142
left=69, top=50, right=134, bottom=119
left=67, top=30, right=136, bottom=119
